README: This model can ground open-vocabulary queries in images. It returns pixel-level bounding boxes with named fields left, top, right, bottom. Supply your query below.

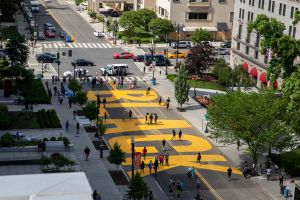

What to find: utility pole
left=57, top=49, right=60, bottom=81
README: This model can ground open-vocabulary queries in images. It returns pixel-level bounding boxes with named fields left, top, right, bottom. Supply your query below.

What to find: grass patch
left=167, top=74, right=226, bottom=91
left=117, top=29, right=165, bottom=44
left=31, top=79, right=51, bottom=104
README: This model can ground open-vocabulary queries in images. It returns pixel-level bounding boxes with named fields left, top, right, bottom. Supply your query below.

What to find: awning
left=250, top=68, right=258, bottom=77
left=183, top=27, right=218, bottom=32
left=242, top=62, right=248, bottom=71
left=217, top=22, right=228, bottom=31
left=259, top=72, right=267, bottom=82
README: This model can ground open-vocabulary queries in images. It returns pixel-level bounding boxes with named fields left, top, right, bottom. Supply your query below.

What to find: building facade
left=147, top=0, right=235, bottom=41
left=230, top=0, right=300, bottom=88
left=88, top=0, right=135, bottom=13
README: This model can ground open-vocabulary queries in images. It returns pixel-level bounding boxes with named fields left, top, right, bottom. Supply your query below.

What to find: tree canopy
left=107, top=142, right=126, bottom=173
left=207, top=91, right=293, bottom=163
left=126, top=172, right=149, bottom=200
left=0, top=0, right=17, bottom=21
left=5, top=37, right=29, bottom=66
left=136, top=9, right=157, bottom=30
left=149, top=18, right=173, bottom=39
left=174, top=64, right=190, bottom=109
left=191, top=28, right=213, bottom=44
left=83, top=100, right=97, bottom=123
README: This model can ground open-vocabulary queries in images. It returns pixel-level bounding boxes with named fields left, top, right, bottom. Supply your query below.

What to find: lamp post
left=165, top=34, right=168, bottom=75
left=57, top=47, right=61, bottom=81
left=41, top=45, right=44, bottom=76
left=131, top=136, right=135, bottom=178
left=176, top=23, right=180, bottom=67
left=0, top=9, right=2, bottom=49
left=149, top=43, right=155, bottom=80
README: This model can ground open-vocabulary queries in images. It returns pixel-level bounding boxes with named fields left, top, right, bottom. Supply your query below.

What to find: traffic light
left=68, top=50, right=72, bottom=57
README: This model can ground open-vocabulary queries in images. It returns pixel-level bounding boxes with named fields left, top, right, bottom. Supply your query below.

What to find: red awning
left=242, top=62, right=249, bottom=71
left=259, top=72, right=267, bottom=82
left=250, top=68, right=258, bottom=77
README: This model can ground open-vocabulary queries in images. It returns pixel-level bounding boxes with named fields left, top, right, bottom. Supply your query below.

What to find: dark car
left=132, top=55, right=145, bottom=62
left=144, top=54, right=170, bottom=66
left=221, top=40, right=231, bottom=48
left=36, top=53, right=57, bottom=63
left=71, top=59, right=94, bottom=66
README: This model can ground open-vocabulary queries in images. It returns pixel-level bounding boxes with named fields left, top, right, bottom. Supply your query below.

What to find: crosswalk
left=42, top=42, right=113, bottom=49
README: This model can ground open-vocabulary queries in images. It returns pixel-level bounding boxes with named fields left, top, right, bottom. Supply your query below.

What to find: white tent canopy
left=183, top=26, right=218, bottom=32
left=0, top=172, right=93, bottom=200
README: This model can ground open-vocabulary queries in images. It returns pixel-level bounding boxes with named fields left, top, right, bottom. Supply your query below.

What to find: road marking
left=67, top=43, right=74, bottom=48
left=136, top=76, right=143, bottom=81
left=53, top=43, right=58, bottom=48
left=102, top=43, right=108, bottom=48
left=92, top=43, right=98, bottom=48
left=73, top=43, right=78, bottom=48
left=82, top=43, right=88, bottom=48
left=87, top=43, right=93, bottom=48
left=96, top=43, right=103, bottom=48
left=77, top=43, right=83, bottom=48
left=106, top=43, right=112, bottom=48
left=57, top=43, right=64, bottom=47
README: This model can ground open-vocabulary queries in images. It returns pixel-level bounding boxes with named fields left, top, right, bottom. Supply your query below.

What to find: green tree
left=119, top=10, right=141, bottom=40
left=0, top=0, right=17, bottom=21
left=105, top=16, right=113, bottom=35
left=207, top=91, right=293, bottom=163
left=83, top=101, right=98, bottom=125
left=97, top=15, right=105, bottom=23
left=68, top=79, right=82, bottom=92
left=97, top=119, right=107, bottom=137
left=0, top=105, right=10, bottom=129
left=88, top=10, right=97, bottom=20
left=191, top=28, right=213, bottom=44
left=149, top=18, right=173, bottom=40
left=174, top=64, right=190, bottom=110
left=185, top=43, right=215, bottom=75
left=75, top=91, right=87, bottom=106
left=74, top=0, right=82, bottom=6
left=126, top=172, right=149, bottom=200
left=107, top=142, right=126, bottom=173
left=111, top=19, right=119, bottom=41
left=136, top=8, right=157, bottom=30
left=5, top=37, right=29, bottom=66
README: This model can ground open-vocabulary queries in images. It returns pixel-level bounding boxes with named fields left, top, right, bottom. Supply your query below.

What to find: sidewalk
left=133, top=52, right=297, bottom=200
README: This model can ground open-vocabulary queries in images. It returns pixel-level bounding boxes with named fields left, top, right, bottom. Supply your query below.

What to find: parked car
left=71, top=59, right=94, bottom=66
left=144, top=54, right=171, bottom=66
left=221, top=40, right=231, bottom=48
left=93, top=31, right=105, bottom=37
left=36, top=53, right=57, bottom=63
left=132, top=55, right=145, bottom=62
left=171, top=41, right=192, bottom=49
left=44, top=23, right=56, bottom=32
left=37, top=32, right=46, bottom=40
left=167, top=51, right=186, bottom=59
left=100, top=64, right=129, bottom=76
left=214, top=48, right=230, bottom=55
left=113, top=51, right=134, bottom=59
left=44, top=30, right=56, bottom=38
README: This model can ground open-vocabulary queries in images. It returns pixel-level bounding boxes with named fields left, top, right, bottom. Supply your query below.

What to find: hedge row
left=37, top=109, right=61, bottom=128
left=32, top=79, right=51, bottom=104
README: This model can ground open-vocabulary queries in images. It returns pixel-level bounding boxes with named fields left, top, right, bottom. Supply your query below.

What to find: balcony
left=188, top=0, right=210, bottom=7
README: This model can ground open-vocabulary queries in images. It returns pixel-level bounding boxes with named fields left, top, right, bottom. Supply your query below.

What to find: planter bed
left=84, top=126, right=97, bottom=133
left=194, top=96, right=210, bottom=108
left=108, top=170, right=129, bottom=185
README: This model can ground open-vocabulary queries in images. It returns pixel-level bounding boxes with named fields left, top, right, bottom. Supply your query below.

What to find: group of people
left=145, top=113, right=159, bottom=125
left=172, top=129, right=183, bottom=141
left=122, top=109, right=133, bottom=121
left=96, top=94, right=107, bottom=108
left=158, top=96, right=171, bottom=109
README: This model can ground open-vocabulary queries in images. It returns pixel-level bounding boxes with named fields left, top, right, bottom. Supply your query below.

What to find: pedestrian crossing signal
left=68, top=50, right=72, bottom=57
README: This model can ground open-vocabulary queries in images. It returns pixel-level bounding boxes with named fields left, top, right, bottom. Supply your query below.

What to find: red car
left=44, top=30, right=56, bottom=38
left=113, top=51, right=134, bottom=59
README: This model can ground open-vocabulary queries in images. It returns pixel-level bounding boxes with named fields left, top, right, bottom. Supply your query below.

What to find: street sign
left=134, top=152, right=141, bottom=166
left=204, top=113, right=209, bottom=121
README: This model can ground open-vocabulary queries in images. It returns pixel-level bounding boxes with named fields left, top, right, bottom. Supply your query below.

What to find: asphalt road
left=33, top=1, right=273, bottom=200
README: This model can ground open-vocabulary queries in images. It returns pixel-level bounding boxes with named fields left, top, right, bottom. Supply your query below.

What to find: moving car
left=36, top=53, right=57, bottom=63
left=214, top=48, right=230, bottom=55
left=167, top=51, right=186, bottom=59
left=93, top=31, right=105, bottom=38
left=44, top=30, right=56, bottom=38
left=132, top=55, right=145, bottom=62
left=171, top=41, right=192, bottom=49
left=100, top=64, right=129, bottom=76
left=30, top=1, right=39, bottom=12
left=221, top=40, right=231, bottom=48
left=44, top=23, right=56, bottom=32
left=37, top=32, right=46, bottom=40
left=71, top=59, right=94, bottom=66
left=113, top=51, right=134, bottom=59
left=144, top=54, right=171, bottom=66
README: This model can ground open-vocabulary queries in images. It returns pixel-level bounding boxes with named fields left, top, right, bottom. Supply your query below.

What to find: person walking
left=122, top=109, right=126, bottom=121
left=145, top=113, right=149, bottom=124
left=176, top=180, right=182, bottom=198
left=165, top=152, right=169, bottom=166
left=102, top=97, right=106, bottom=108
left=279, top=175, right=284, bottom=186
left=197, top=152, right=202, bottom=163
left=237, top=139, right=241, bottom=151
left=154, top=113, right=158, bottom=124
left=159, top=154, right=164, bottom=166
left=158, top=96, right=162, bottom=105
left=195, top=192, right=201, bottom=200
left=65, top=120, right=70, bottom=131
left=172, top=129, right=176, bottom=140
left=53, top=86, right=57, bottom=96
left=140, top=161, right=145, bottom=173
left=154, top=159, right=159, bottom=174
left=227, top=166, right=232, bottom=181
left=166, top=102, right=170, bottom=110
left=169, top=179, right=174, bottom=193
left=73, top=110, right=77, bottom=120
left=104, top=112, right=107, bottom=122
left=142, top=146, right=147, bottom=160
left=162, top=138, right=166, bottom=151
left=84, top=147, right=91, bottom=161
left=178, top=130, right=182, bottom=141
left=148, top=160, right=153, bottom=174
left=196, top=178, right=200, bottom=189
left=149, top=113, right=153, bottom=125
left=148, top=191, right=153, bottom=200
left=76, top=122, right=80, bottom=136
left=97, top=95, right=101, bottom=107
left=128, top=109, right=132, bottom=120
left=58, top=95, right=63, bottom=104
left=143, top=65, right=146, bottom=73
left=68, top=97, right=72, bottom=108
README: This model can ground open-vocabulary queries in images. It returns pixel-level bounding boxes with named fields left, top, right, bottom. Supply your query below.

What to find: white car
left=93, top=31, right=105, bottom=38
left=63, top=69, right=89, bottom=78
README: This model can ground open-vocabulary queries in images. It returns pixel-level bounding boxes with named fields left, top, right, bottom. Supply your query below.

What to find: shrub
left=43, top=138, right=49, bottom=141
left=167, top=74, right=177, bottom=82
left=63, top=137, right=70, bottom=147
left=0, top=133, right=16, bottom=147
left=50, top=137, right=57, bottom=141
left=37, top=109, right=61, bottom=128
left=68, top=79, right=82, bottom=92
left=0, top=105, right=11, bottom=129
left=281, top=148, right=300, bottom=176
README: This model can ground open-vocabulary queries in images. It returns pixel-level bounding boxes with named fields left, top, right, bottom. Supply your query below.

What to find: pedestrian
left=45, top=81, right=49, bottom=89
left=146, top=87, right=151, bottom=96
left=195, top=192, right=201, bottom=200
left=58, top=95, right=63, bottom=104
left=197, top=152, right=202, bottom=163
left=99, top=78, right=103, bottom=88
left=102, top=97, right=106, bottom=108
left=154, top=113, right=158, bottom=124
left=266, top=168, right=271, bottom=181
left=140, top=161, right=145, bottom=173
left=76, top=122, right=80, bottom=136
left=166, top=97, right=170, bottom=104
left=162, top=138, right=166, bottom=151
left=97, top=95, right=101, bottom=106
left=169, top=179, right=174, bottom=193
left=172, top=129, right=176, bottom=140
left=65, top=120, right=69, bottom=131
left=128, top=109, right=132, bottom=120
left=84, top=146, right=91, bottom=161
left=145, top=113, right=149, bottom=124
left=155, top=153, right=159, bottom=161
left=237, top=139, right=241, bottom=151
left=266, top=159, right=271, bottom=169
left=93, top=190, right=97, bottom=200
left=142, top=146, right=147, bottom=160
left=158, top=96, right=162, bottom=105
left=165, top=152, right=169, bottom=166
left=176, top=180, right=182, bottom=198
left=159, top=154, right=164, bottom=166
left=73, top=110, right=77, bottom=120
left=149, top=113, right=153, bottom=125
left=122, top=109, right=127, bottom=121
left=196, top=177, right=200, bottom=189
left=53, top=86, right=57, bottom=96
left=52, top=75, right=55, bottom=84
left=166, top=102, right=170, bottom=110
left=148, top=160, right=153, bottom=174
left=104, top=112, right=107, bottom=122
left=68, top=97, right=72, bottom=108
left=154, top=159, right=159, bottom=174
left=186, top=96, right=189, bottom=104
left=143, top=65, right=146, bottom=73
left=41, top=141, right=46, bottom=152
left=178, top=130, right=182, bottom=141
left=279, top=175, right=284, bottom=186
left=148, top=191, right=153, bottom=200
left=227, top=166, right=232, bottom=181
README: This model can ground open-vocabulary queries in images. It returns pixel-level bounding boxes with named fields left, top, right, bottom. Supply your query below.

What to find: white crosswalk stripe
left=67, top=43, right=74, bottom=48
left=77, top=43, right=83, bottom=48
left=87, top=43, right=93, bottom=48
left=42, top=42, right=114, bottom=49
left=92, top=43, right=98, bottom=48
left=82, top=43, right=88, bottom=48
left=96, top=43, right=103, bottom=48
left=101, top=43, right=108, bottom=48
left=106, top=43, right=112, bottom=48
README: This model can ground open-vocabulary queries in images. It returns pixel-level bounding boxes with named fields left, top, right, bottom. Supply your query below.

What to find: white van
left=30, top=1, right=39, bottom=12
left=100, top=64, right=129, bottom=76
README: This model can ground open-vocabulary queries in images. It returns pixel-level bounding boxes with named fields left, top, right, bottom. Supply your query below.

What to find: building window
left=245, top=46, right=249, bottom=54
left=247, top=11, right=251, bottom=21
left=219, top=0, right=227, bottom=3
left=242, top=9, right=245, bottom=19
left=293, top=27, right=296, bottom=38
left=289, top=26, right=293, bottom=36
left=283, top=4, right=286, bottom=16
left=251, top=12, right=254, bottom=21
left=272, top=1, right=275, bottom=12
left=159, top=7, right=166, bottom=16
left=252, top=0, right=255, bottom=6
left=246, top=32, right=251, bottom=43
left=239, top=8, right=242, bottom=18
left=237, top=42, right=241, bottom=50
left=261, top=0, right=264, bottom=9
left=256, top=34, right=260, bottom=47
left=255, top=51, right=259, bottom=59
left=230, top=12, right=234, bottom=22
left=291, top=7, right=295, bottom=18
left=238, top=24, right=243, bottom=39
left=173, top=0, right=180, bottom=2
left=249, top=0, right=251, bottom=5
left=188, top=12, right=208, bottom=20
left=268, top=0, right=271, bottom=11
left=279, top=3, right=282, bottom=15
left=258, top=0, right=261, bottom=8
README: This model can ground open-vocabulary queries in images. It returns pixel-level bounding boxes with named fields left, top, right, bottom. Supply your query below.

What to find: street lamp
left=131, top=136, right=135, bottom=178
left=175, top=23, right=180, bottom=67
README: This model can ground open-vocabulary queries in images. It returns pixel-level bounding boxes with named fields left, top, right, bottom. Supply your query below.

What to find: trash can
left=280, top=185, right=286, bottom=195
left=36, top=74, right=43, bottom=79
left=295, top=183, right=300, bottom=200
left=152, top=78, right=156, bottom=85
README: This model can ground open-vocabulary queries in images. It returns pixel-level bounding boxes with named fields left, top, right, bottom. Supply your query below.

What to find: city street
left=31, top=0, right=275, bottom=199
